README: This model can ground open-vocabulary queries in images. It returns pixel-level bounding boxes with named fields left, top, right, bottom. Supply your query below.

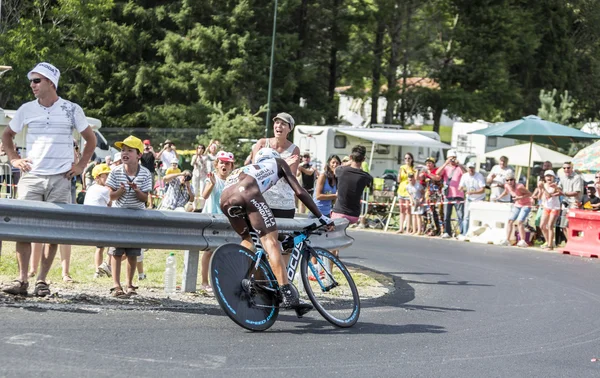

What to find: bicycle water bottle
left=164, top=253, right=177, bottom=295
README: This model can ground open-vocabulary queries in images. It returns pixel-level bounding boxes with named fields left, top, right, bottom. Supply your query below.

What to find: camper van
left=0, top=108, right=115, bottom=161
left=451, top=120, right=515, bottom=164
left=293, top=125, right=450, bottom=178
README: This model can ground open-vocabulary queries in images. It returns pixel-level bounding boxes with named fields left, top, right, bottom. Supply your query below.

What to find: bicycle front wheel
left=210, top=244, right=279, bottom=331
left=300, top=247, right=360, bottom=328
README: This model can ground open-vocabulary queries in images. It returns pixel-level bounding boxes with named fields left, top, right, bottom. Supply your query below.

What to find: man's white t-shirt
left=160, top=150, right=177, bottom=167
left=9, top=98, right=89, bottom=175
left=83, top=184, right=110, bottom=207
left=459, top=172, right=486, bottom=201
left=487, top=165, right=513, bottom=202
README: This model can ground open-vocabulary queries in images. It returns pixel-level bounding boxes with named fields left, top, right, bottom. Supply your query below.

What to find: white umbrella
left=484, top=143, right=572, bottom=168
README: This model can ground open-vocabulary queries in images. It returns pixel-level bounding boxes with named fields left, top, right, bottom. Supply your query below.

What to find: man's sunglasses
left=29, top=78, right=43, bottom=84
left=506, top=178, right=515, bottom=181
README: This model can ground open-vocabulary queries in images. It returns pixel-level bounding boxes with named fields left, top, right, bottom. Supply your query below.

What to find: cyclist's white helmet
left=254, top=147, right=280, bottom=163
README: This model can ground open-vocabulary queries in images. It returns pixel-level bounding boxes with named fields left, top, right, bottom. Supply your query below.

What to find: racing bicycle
left=210, top=206, right=360, bottom=331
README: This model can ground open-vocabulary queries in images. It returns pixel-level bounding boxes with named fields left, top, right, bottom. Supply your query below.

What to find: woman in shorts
left=537, top=170, right=563, bottom=250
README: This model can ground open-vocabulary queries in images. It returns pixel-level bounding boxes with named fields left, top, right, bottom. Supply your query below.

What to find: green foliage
left=538, top=89, right=573, bottom=125
left=2, top=0, right=600, bottom=147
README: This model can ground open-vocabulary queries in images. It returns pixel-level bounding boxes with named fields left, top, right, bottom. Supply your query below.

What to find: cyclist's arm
left=277, top=158, right=324, bottom=219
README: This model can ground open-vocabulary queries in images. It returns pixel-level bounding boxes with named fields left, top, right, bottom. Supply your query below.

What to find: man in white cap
left=458, top=161, right=486, bottom=238
left=1, top=62, right=96, bottom=297
left=433, top=149, right=466, bottom=238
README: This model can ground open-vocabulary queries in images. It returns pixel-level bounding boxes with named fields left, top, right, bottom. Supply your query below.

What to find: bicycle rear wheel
left=210, top=244, right=279, bottom=331
left=300, top=247, right=360, bottom=327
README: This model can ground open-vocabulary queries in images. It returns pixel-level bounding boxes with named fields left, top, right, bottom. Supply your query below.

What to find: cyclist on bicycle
left=220, top=147, right=332, bottom=316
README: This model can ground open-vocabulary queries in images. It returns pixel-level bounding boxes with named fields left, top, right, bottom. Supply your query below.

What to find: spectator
left=311, top=154, right=341, bottom=219
left=1, top=62, right=96, bottom=296
left=105, top=155, right=113, bottom=166
left=205, top=139, right=221, bottom=173
left=105, top=135, right=152, bottom=298
left=82, top=158, right=101, bottom=191
left=582, top=184, right=599, bottom=210
left=487, top=156, right=513, bottom=202
left=83, top=163, right=113, bottom=278
left=497, top=172, right=533, bottom=247
left=531, top=161, right=554, bottom=239
left=558, top=161, right=583, bottom=241
left=537, top=170, right=563, bottom=250
left=191, top=144, right=208, bottom=209
left=159, top=170, right=195, bottom=211
left=592, top=177, right=600, bottom=211
left=406, top=172, right=424, bottom=235
left=200, top=151, right=235, bottom=293
left=396, top=152, right=417, bottom=234
left=297, top=153, right=318, bottom=213
left=165, top=161, right=181, bottom=175
left=140, top=139, right=156, bottom=180
left=156, top=139, right=178, bottom=174
left=331, top=145, right=373, bottom=231
left=0, top=141, right=11, bottom=197
left=436, top=150, right=465, bottom=238
left=250, top=113, right=300, bottom=219
left=420, top=157, right=442, bottom=236
left=458, top=162, right=486, bottom=238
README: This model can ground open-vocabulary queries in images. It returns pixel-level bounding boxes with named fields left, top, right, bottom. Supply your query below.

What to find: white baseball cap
left=113, top=152, right=122, bottom=162
left=466, top=162, right=476, bottom=168
left=28, top=62, right=60, bottom=89
left=447, top=150, right=457, bottom=158
left=544, top=169, right=556, bottom=177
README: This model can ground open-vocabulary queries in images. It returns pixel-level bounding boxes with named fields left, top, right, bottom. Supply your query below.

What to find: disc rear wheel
left=211, top=244, right=279, bottom=331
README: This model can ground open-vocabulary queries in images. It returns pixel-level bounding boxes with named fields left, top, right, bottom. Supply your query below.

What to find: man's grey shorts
left=17, top=172, right=71, bottom=203
left=108, top=247, right=142, bottom=257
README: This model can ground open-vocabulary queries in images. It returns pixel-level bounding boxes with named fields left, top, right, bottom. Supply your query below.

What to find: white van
left=0, top=108, right=116, bottom=161
left=293, top=124, right=451, bottom=177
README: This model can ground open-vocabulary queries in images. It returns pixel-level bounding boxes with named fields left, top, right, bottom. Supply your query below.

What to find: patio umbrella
left=572, top=140, right=600, bottom=173
left=470, top=115, right=600, bottom=185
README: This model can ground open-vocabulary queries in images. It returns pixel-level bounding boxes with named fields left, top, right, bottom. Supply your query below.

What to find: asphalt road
left=1, top=231, right=600, bottom=377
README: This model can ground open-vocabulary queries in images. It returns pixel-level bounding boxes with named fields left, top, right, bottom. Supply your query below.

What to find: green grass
left=420, top=125, right=453, bottom=144
left=0, top=242, right=192, bottom=289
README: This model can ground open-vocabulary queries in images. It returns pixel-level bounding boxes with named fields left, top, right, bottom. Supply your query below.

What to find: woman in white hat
left=537, top=170, right=563, bottom=250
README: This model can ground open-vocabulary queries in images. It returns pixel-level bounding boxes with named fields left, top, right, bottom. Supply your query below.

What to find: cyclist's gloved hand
left=318, top=215, right=333, bottom=227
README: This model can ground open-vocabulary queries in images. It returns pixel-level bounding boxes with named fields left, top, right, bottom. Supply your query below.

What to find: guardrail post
left=182, top=249, right=200, bottom=293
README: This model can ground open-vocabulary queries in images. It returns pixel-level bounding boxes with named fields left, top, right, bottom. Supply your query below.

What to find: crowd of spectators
left=2, top=61, right=598, bottom=300
left=384, top=149, right=596, bottom=251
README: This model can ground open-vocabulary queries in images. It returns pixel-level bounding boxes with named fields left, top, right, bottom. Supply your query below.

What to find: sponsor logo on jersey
left=250, top=198, right=276, bottom=229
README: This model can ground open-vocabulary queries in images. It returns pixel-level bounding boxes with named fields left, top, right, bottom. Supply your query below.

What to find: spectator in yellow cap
left=105, top=135, right=153, bottom=298
left=84, top=163, right=113, bottom=278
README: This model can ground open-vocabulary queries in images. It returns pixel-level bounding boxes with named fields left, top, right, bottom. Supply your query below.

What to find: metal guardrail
left=0, top=199, right=353, bottom=292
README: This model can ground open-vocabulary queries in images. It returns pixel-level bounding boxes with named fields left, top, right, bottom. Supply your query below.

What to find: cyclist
left=220, top=148, right=332, bottom=316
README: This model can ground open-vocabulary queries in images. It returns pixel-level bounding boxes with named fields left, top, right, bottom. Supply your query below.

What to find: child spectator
left=83, top=163, right=113, bottom=278
left=396, top=152, right=417, bottom=234
left=406, top=172, right=425, bottom=235
left=537, top=170, right=563, bottom=250
left=497, top=172, right=533, bottom=247
left=105, top=136, right=152, bottom=298
left=165, top=161, right=181, bottom=175
left=200, top=151, right=235, bottom=293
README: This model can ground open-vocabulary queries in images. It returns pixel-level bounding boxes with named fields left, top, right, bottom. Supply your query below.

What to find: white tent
left=484, top=143, right=572, bottom=168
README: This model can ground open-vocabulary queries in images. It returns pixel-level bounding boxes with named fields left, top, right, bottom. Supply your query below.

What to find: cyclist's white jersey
left=224, top=159, right=281, bottom=193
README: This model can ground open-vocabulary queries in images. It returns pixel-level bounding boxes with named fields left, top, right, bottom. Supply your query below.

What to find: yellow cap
left=165, top=167, right=181, bottom=175
left=115, top=135, right=144, bottom=154
left=92, top=163, right=111, bottom=179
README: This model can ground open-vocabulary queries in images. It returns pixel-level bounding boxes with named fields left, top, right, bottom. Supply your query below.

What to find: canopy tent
left=336, top=128, right=451, bottom=173
left=484, top=143, right=572, bottom=168
left=470, top=115, right=600, bottom=186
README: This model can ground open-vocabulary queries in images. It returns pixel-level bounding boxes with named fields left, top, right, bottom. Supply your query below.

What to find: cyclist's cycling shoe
left=280, top=283, right=313, bottom=318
